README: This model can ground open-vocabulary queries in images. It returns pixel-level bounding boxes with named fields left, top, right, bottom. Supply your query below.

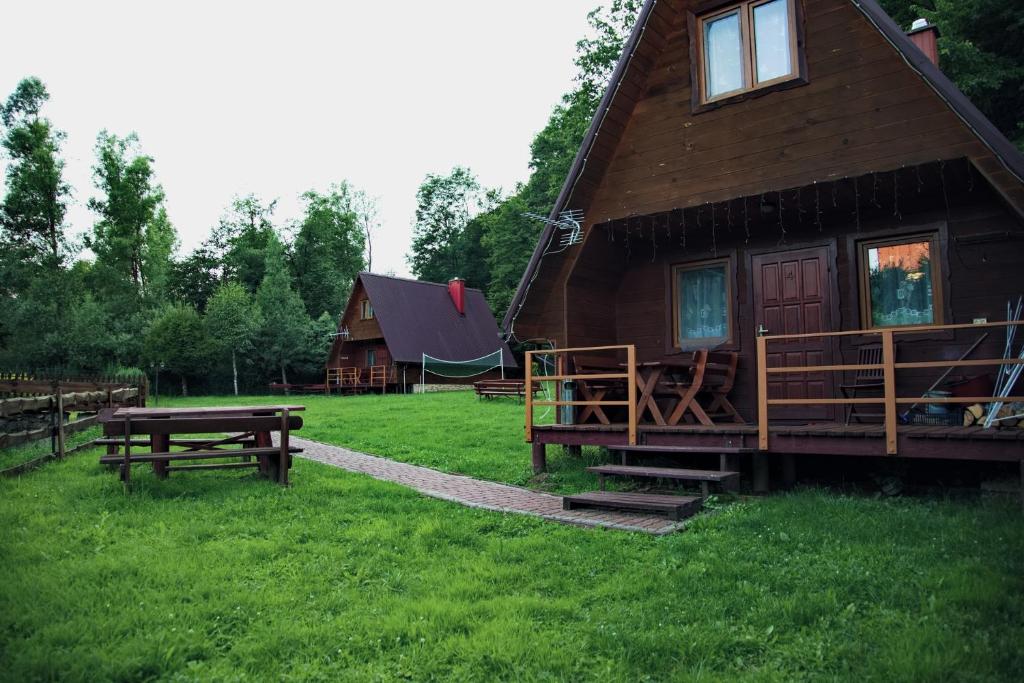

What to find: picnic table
left=98, top=405, right=305, bottom=487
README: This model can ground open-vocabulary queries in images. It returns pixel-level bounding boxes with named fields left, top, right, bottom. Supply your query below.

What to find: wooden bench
left=99, top=406, right=304, bottom=487
left=473, top=380, right=536, bottom=401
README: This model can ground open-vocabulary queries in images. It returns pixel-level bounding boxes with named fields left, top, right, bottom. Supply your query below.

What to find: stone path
left=293, top=437, right=687, bottom=535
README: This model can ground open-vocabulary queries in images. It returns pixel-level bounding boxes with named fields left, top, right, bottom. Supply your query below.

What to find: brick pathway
left=293, top=437, right=687, bottom=535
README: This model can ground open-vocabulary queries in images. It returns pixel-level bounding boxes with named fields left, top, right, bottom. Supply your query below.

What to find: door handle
left=756, top=324, right=769, bottom=337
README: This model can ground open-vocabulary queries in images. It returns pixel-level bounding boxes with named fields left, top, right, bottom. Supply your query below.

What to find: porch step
left=615, top=445, right=754, bottom=454
left=562, top=491, right=703, bottom=520
left=587, top=465, right=739, bottom=496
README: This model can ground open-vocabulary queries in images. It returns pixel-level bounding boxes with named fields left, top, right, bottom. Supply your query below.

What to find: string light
left=853, top=177, right=861, bottom=231
left=651, top=217, right=657, bottom=263
left=743, top=197, right=750, bottom=243
left=893, top=167, right=901, bottom=220
left=814, top=181, right=823, bottom=232
left=711, top=203, right=717, bottom=256
left=777, top=190, right=787, bottom=245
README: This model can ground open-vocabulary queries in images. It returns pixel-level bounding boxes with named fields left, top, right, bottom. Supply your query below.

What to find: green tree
left=212, top=194, right=278, bottom=293
left=0, top=77, right=76, bottom=368
left=255, top=234, right=312, bottom=387
left=878, top=0, right=1024, bottom=147
left=86, top=132, right=168, bottom=295
left=143, top=304, right=212, bottom=396
left=477, top=2, right=642, bottom=316
left=291, top=183, right=367, bottom=319
left=205, top=282, right=261, bottom=395
left=407, top=167, right=494, bottom=287
left=0, top=77, right=72, bottom=277
left=142, top=206, right=178, bottom=303
left=166, top=246, right=222, bottom=312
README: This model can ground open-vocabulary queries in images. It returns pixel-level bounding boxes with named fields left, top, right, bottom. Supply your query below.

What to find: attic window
left=360, top=299, right=374, bottom=320
left=696, top=0, right=800, bottom=104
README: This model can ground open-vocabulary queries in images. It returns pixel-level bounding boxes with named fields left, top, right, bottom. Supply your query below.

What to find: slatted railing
left=756, top=320, right=1024, bottom=455
left=525, top=345, right=638, bottom=445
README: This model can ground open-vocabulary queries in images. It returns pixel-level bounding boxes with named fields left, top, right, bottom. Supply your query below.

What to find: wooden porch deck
left=531, top=422, right=1024, bottom=462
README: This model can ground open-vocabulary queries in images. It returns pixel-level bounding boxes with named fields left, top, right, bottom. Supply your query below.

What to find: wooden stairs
left=561, top=444, right=751, bottom=521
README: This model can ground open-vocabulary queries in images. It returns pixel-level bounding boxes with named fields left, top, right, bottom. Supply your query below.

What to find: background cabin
left=327, top=273, right=516, bottom=393
left=506, top=0, right=1024, bottom=483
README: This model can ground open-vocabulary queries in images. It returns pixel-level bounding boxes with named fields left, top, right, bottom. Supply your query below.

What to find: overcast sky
left=0, top=0, right=598, bottom=276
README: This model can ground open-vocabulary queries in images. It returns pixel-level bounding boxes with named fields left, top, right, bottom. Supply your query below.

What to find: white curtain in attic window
left=704, top=12, right=743, bottom=98
left=753, top=0, right=792, bottom=83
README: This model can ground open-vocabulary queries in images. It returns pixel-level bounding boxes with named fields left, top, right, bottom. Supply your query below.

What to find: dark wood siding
left=513, top=0, right=1024, bottom=346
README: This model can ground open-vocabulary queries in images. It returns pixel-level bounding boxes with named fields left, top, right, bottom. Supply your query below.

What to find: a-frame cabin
left=507, top=0, right=1024, bottom=495
left=327, top=273, right=515, bottom=393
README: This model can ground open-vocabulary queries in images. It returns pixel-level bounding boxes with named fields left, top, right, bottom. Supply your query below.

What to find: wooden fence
left=0, top=372, right=148, bottom=476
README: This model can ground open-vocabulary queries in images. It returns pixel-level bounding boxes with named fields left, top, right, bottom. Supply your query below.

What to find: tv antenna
left=524, top=209, right=585, bottom=248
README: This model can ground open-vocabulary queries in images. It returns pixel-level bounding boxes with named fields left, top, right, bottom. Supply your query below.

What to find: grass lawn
left=0, top=392, right=1022, bottom=681
left=160, top=392, right=606, bottom=494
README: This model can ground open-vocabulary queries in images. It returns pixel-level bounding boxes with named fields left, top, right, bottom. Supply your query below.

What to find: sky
left=0, top=0, right=599, bottom=276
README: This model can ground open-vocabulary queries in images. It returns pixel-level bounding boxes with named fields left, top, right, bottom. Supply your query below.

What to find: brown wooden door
left=752, top=246, right=835, bottom=421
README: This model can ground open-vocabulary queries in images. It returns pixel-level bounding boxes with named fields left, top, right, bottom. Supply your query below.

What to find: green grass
left=161, top=392, right=606, bottom=494
left=0, top=422, right=100, bottom=472
left=1, top=392, right=1022, bottom=681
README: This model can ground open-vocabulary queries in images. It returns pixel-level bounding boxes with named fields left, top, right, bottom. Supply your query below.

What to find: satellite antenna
left=329, top=325, right=351, bottom=339
left=524, top=209, right=585, bottom=248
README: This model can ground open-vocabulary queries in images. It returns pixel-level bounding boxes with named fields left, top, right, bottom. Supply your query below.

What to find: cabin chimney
left=907, top=18, right=940, bottom=67
left=448, top=278, right=466, bottom=315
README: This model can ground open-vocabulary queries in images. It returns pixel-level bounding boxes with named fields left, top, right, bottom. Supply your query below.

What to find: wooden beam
left=757, top=336, right=769, bottom=451
left=883, top=331, right=898, bottom=456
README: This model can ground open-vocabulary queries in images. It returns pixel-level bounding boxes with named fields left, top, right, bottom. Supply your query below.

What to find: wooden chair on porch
left=658, top=350, right=714, bottom=426
left=697, top=351, right=745, bottom=423
left=840, top=344, right=886, bottom=424
left=572, top=354, right=626, bottom=425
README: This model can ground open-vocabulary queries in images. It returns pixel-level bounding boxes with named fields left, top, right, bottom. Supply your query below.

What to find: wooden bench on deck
left=98, top=406, right=304, bottom=487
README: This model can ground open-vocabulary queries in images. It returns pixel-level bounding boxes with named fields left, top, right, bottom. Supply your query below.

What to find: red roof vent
left=907, top=18, right=940, bottom=67
left=448, top=278, right=466, bottom=315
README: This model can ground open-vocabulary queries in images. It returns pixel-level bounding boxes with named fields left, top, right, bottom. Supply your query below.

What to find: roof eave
left=501, top=0, right=660, bottom=335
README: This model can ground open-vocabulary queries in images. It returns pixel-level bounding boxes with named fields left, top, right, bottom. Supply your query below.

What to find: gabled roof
left=356, top=273, right=516, bottom=367
left=502, top=0, right=1024, bottom=333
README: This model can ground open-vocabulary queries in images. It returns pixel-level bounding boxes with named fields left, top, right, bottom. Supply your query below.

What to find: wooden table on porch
left=629, top=357, right=713, bottom=427
left=99, top=405, right=305, bottom=486
left=628, top=350, right=743, bottom=427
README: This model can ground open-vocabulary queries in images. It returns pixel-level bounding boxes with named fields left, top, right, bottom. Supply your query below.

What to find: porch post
left=531, top=441, right=547, bottom=474
left=882, top=330, right=898, bottom=455
left=756, top=336, right=769, bottom=450
left=524, top=351, right=534, bottom=442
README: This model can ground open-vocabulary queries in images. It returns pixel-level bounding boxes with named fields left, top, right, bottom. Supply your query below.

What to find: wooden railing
left=756, top=320, right=1024, bottom=455
left=525, top=345, right=638, bottom=445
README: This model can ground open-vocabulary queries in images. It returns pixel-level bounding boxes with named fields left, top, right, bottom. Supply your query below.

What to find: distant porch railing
left=756, top=320, right=1024, bottom=455
left=525, top=345, right=638, bottom=445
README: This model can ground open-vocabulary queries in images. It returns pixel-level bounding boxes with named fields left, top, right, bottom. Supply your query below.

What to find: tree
left=255, top=234, right=312, bottom=386
left=166, top=246, right=221, bottom=312
left=205, top=282, right=261, bottom=395
left=0, top=77, right=76, bottom=368
left=878, top=0, right=1024, bottom=147
left=212, top=194, right=278, bottom=293
left=291, top=183, right=367, bottom=319
left=0, top=77, right=73, bottom=277
left=87, top=132, right=168, bottom=294
left=142, top=206, right=178, bottom=303
left=143, top=304, right=211, bottom=396
left=407, top=167, right=494, bottom=286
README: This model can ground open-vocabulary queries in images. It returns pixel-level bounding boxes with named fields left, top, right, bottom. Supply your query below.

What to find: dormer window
left=695, top=0, right=800, bottom=105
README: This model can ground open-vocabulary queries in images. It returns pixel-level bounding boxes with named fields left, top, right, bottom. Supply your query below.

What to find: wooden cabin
left=505, top=0, right=1024, bottom=491
left=327, top=274, right=516, bottom=393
